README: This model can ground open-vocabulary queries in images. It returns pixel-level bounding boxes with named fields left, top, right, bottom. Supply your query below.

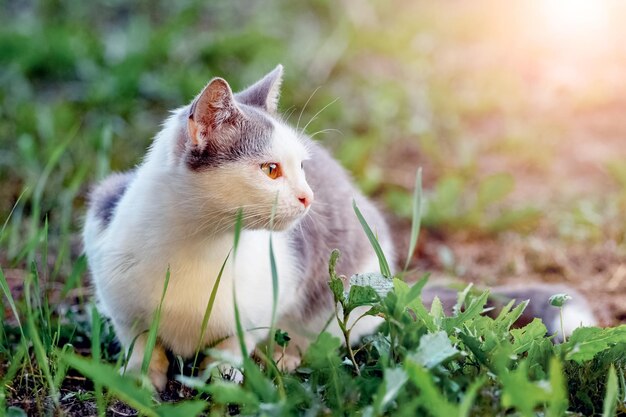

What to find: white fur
left=83, top=107, right=385, bottom=388
left=553, top=302, right=597, bottom=340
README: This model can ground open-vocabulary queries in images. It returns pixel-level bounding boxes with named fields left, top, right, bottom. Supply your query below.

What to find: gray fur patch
left=89, top=172, right=135, bottom=226
left=287, top=141, right=395, bottom=320
left=185, top=103, right=274, bottom=171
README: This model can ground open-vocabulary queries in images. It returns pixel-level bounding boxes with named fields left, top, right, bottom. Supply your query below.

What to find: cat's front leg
left=116, top=325, right=169, bottom=391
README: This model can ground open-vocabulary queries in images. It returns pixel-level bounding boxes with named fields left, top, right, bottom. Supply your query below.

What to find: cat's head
left=180, top=65, right=313, bottom=231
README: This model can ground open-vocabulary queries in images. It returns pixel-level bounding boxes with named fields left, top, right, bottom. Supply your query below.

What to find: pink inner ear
left=188, top=78, right=241, bottom=145
left=187, top=118, right=200, bottom=145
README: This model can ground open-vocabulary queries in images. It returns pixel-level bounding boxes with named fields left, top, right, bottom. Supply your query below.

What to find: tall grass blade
left=141, top=267, right=170, bottom=376
left=0, top=266, right=25, bottom=341
left=232, top=207, right=248, bottom=358
left=266, top=194, right=280, bottom=365
left=61, top=254, right=87, bottom=298
left=602, top=365, right=618, bottom=417
left=353, top=199, right=392, bottom=278
left=232, top=288, right=248, bottom=359
left=192, top=250, right=231, bottom=371
left=0, top=344, right=26, bottom=411
left=233, top=208, right=243, bottom=256
left=0, top=187, right=27, bottom=240
left=266, top=234, right=279, bottom=369
left=60, top=351, right=157, bottom=416
left=91, top=305, right=106, bottom=417
left=25, top=277, right=58, bottom=407
left=404, top=168, right=422, bottom=271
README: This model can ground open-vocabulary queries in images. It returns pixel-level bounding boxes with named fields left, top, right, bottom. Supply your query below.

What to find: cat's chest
left=160, top=230, right=301, bottom=331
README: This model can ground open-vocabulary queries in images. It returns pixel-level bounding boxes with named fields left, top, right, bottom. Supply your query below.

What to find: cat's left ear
left=235, top=64, right=283, bottom=113
left=188, top=77, right=240, bottom=146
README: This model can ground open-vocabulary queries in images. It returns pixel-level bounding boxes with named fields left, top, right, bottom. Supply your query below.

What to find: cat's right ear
left=188, top=78, right=239, bottom=145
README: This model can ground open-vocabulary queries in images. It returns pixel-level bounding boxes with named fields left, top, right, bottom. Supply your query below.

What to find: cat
left=83, top=65, right=394, bottom=389
left=83, top=65, right=596, bottom=390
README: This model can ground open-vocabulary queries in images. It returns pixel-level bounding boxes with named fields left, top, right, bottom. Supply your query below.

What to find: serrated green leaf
left=565, top=326, right=626, bottom=362
left=500, top=360, right=552, bottom=417
left=328, top=249, right=346, bottom=302
left=495, top=299, right=529, bottom=333
left=410, top=331, right=459, bottom=369
left=453, top=283, right=473, bottom=316
left=346, top=285, right=378, bottom=313
left=430, top=296, right=445, bottom=327
left=511, top=319, right=548, bottom=354
left=348, top=272, right=393, bottom=305
left=405, top=274, right=429, bottom=304
left=444, top=290, right=489, bottom=331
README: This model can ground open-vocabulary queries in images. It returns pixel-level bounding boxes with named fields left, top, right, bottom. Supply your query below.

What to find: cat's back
left=83, top=171, right=136, bottom=246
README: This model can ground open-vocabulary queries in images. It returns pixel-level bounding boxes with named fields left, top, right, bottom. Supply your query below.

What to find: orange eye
left=260, top=162, right=282, bottom=179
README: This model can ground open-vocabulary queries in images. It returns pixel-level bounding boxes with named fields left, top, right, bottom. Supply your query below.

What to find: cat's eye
left=260, top=162, right=282, bottom=179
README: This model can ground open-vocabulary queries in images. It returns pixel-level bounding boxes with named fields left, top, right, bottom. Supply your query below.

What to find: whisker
left=301, top=98, right=339, bottom=135
left=296, top=86, right=321, bottom=132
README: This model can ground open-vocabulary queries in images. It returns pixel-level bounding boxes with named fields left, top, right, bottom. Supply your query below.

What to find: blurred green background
left=1, top=0, right=626, bottom=321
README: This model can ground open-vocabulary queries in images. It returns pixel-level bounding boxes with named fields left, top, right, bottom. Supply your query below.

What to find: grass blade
left=266, top=235, right=279, bottom=359
left=233, top=208, right=243, bottom=256
left=353, top=199, right=392, bottom=278
left=91, top=305, right=106, bottom=417
left=0, top=266, right=25, bottom=341
left=602, top=365, right=618, bottom=417
left=60, top=352, right=157, bottom=416
left=25, top=279, right=58, bottom=407
left=142, top=267, right=170, bottom=375
left=232, top=287, right=248, bottom=359
left=404, top=168, right=422, bottom=272
left=192, top=250, right=231, bottom=371
left=0, top=344, right=26, bottom=411
left=232, top=208, right=248, bottom=358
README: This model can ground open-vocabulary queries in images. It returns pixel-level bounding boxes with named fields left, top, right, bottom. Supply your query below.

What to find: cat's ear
left=188, top=78, right=240, bottom=145
left=235, top=64, right=283, bottom=113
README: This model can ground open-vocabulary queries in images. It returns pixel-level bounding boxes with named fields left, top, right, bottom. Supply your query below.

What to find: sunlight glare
left=540, top=0, right=609, bottom=41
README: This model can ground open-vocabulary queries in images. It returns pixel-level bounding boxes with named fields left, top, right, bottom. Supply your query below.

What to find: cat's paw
left=149, top=368, right=168, bottom=392
left=274, top=352, right=301, bottom=372
left=123, top=346, right=170, bottom=391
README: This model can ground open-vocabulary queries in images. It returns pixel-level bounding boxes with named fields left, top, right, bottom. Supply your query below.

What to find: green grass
left=2, top=0, right=626, bottom=415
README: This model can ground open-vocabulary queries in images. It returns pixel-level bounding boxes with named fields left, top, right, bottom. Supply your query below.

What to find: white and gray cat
left=83, top=65, right=394, bottom=389
left=83, top=65, right=595, bottom=390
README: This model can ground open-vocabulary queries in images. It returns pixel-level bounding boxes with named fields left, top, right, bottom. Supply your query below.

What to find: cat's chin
left=243, top=215, right=303, bottom=232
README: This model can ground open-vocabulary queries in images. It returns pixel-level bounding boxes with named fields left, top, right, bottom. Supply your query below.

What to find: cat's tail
left=83, top=171, right=136, bottom=248
left=421, top=283, right=597, bottom=341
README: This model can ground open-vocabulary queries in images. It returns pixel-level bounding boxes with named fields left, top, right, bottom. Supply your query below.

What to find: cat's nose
left=297, top=192, right=314, bottom=208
